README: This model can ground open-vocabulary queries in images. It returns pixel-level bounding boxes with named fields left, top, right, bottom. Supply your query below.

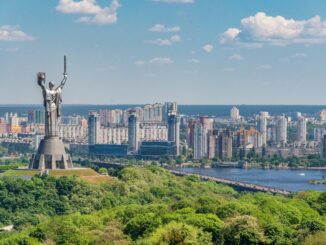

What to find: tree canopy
left=0, top=166, right=324, bottom=244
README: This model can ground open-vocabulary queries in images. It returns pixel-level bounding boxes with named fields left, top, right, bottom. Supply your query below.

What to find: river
left=178, top=167, right=326, bottom=192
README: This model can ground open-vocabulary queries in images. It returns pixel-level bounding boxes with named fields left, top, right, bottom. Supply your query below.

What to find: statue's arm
left=41, top=87, right=47, bottom=107
left=38, top=81, right=46, bottom=92
left=56, top=74, right=67, bottom=90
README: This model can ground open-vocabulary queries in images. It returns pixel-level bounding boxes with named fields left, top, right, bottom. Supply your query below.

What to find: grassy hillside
left=0, top=166, right=325, bottom=244
left=1, top=168, right=109, bottom=185
left=2, top=169, right=39, bottom=177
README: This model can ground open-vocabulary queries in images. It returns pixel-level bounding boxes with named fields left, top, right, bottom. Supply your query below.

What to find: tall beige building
left=297, top=116, right=307, bottom=144
left=257, top=112, right=269, bottom=146
left=276, top=115, right=287, bottom=146
left=320, top=110, right=326, bottom=122
left=230, top=106, right=240, bottom=121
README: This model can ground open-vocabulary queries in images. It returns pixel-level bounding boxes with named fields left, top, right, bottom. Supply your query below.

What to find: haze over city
left=0, top=1, right=326, bottom=244
left=1, top=0, right=326, bottom=104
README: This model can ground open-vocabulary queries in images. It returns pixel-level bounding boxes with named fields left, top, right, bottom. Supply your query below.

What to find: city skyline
left=1, top=0, right=326, bottom=104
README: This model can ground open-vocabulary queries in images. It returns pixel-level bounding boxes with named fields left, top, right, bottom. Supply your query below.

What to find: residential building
left=230, top=106, right=240, bottom=121
left=128, top=110, right=139, bottom=153
left=297, top=116, right=307, bottom=144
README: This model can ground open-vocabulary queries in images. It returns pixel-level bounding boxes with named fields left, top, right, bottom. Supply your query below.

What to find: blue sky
left=1, top=0, right=326, bottom=105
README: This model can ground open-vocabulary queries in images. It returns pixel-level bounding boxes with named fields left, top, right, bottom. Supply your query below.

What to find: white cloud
left=135, top=60, right=146, bottom=65
left=56, top=0, right=101, bottom=14
left=149, top=24, right=180, bottom=33
left=0, top=25, right=34, bottom=41
left=151, top=0, right=194, bottom=3
left=203, top=44, right=214, bottom=53
left=280, top=53, right=307, bottom=62
left=257, top=64, right=272, bottom=70
left=229, top=54, right=243, bottom=61
left=220, top=12, right=326, bottom=46
left=56, top=0, right=120, bottom=25
left=145, top=34, right=182, bottom=46
left=220, top=28, right=241, bottom=44
left=170, top=35, right=181, bottom=42
left=149, top=57, right=174, bottom=64
left=188, top=58, right=200, bottom=63
left=135, top=57, right=174, bottom=65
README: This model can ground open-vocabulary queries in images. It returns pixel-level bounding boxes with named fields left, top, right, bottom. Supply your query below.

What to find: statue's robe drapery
left=43, top=87, right=62, bottom=137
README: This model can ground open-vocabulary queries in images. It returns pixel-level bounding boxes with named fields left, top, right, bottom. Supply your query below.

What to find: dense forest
left=0, top=166, right=325, bottom=244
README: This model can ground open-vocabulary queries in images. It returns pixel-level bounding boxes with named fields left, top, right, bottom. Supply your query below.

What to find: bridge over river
left=168, top=170, right=292, bottom=196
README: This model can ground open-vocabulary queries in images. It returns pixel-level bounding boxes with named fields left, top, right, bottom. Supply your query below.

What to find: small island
left=309, top=179, right=326, bottom=185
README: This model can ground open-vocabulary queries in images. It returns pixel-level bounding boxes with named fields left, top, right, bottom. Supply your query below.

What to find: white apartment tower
left=297, top=116, right=307, bottom=144
left=230, top=106, right=240, bottom=121
left=276, top=115, right=287, bottom=146
left=193, top=123, right=207, bottom=159
left=257, top=112, right=269, bottom=146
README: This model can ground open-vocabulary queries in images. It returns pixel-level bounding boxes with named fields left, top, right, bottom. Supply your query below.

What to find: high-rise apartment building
left=322, top=135, right=326, bottom=159
left=193, top=123, right=207, bottom=159
left=320, top=110, right=326, bottom=122
left=163, top=102, right=177, bottom=125
left=141, top=125, right=168, bottom=141
left=230, top=106, right=240, bottom=121
left=99, top=127, right=128, bottom=145
left=88, top=112, right=99, bottom=145
left=99, top=109, right=124, bottom=126
left=216, top=129, right=233, bottom=160
left=60, top=124, right=86, bottom=143
left=276, top=115, right=287, bottom=146
left=128, top=110, right=139, bottom=153
left=207, top=134, right=216, bottom=159
left=257, top=112, right=269, bottom=146
left=200, top=116, right=214, bottom=132
left=168, top=111, right=180, bottom=155
left=297, top=116, right=307, bottom=144
left=199, top=116, right=214, bottom=159
left=28, top=110, right=45, bottom=124
left=187, top=119, right=196, bottom=150
left=314, top=128, right=326, bottom=142
left=0, top=118, right=6, bottom=134
left=143, top=103, right=163, bottom=123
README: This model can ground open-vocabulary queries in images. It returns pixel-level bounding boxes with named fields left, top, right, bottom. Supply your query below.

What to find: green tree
left=142, top=221, right=213, bottom=245
left=98, top=167, right=108, bottom=175
left=219, top=215, right=266, bottom=245
left=124, top=212, right=162, bottom=240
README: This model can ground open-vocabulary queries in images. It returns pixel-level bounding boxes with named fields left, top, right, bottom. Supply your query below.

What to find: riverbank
left=176, top=167, right=326, bottom=192
left=176, top=162, right=326, bottom=170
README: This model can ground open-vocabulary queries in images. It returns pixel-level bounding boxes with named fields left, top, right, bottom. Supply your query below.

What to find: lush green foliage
left=0, top=143, right=32, bottom=155
left=98, top=167, right=108, bottom=175
left=233, top=153, right=326, bottom=168
left=0, top=166, right=325, bottom=244
left=0, top=163, right=28, bottom=171
left=0, top=175, right=106, bottom=228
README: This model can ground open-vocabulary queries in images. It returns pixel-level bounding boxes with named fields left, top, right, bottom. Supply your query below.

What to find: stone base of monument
left=29, top=137, right=73, bottom=170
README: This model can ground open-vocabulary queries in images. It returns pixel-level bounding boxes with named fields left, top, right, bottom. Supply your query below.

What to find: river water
left=178, top=168, right=326, bottom=192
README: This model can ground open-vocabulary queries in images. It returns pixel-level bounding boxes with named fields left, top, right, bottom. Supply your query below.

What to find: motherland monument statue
left=29, top=56, right=73, bottom=170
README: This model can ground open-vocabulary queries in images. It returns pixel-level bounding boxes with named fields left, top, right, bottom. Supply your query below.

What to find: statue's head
left=49, top=82, right=55, bottom=90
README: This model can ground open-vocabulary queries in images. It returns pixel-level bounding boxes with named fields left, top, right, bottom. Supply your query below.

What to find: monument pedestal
left=29, top=136, right=73, bottom=170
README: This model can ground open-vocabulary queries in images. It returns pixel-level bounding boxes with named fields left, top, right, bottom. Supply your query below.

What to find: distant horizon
left=1, top=104, right=326, bottom=118
left=2, top=104, right=326, bottom=106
